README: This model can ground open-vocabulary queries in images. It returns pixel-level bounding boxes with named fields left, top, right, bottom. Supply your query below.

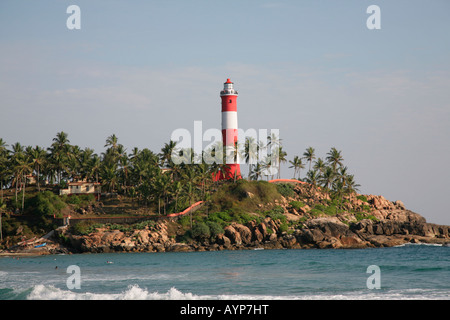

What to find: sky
left=1, top=0, right=449, bottom=225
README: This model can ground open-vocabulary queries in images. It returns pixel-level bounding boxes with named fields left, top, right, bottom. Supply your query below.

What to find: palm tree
left=345, top=174, right=360, bottom=196
left=160, top=140, right=177, bottom=168
left=261, top=155, right=276, bottom=180
left=53, top=131, right=70, bottom=150
left=118, top=154, right=130, bottom=194
left=48, top=132, right=71, bottom=183
left=326, top=147, right=344, bottom=173
left=10, top=142, right=24, bottom=204
left=305, top=169, right=320, bottom=204
left=319, top=166, right=335, bottom=197
left=277, top=146, right=287, bottom=179
left=27, top=146, right=47, bottom=191
left=289, top=156, right=304, bottom=180
left=313, top=157, right=326, bottom=174
left=249, top=162, right=263, bottom=181
left=154, top=173, right=171, bottom=215
left=78, top=148, right=94, bottom=182
left=305, top=169, right=319, bottom=187
left=0, top=199, right=6, bottom=241
left=303, top=147, right=316, bottom=171
left=105, top=134, right=119, bottom=151
left=0, top=139, right=10, bottom=202
left=101, top=163, right=118, bottom=193
left=13, top=154, right=32, bottom=212
left=171, top=181, right=183, bottom=213
left=182, top=166, right=198, bottom=227
left=89, top=154, right=101, bottom=183
left=244, top=137, right=258, bottom=180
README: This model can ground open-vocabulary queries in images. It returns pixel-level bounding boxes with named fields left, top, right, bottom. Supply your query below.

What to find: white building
left=59, top=181, right=101, bottom=200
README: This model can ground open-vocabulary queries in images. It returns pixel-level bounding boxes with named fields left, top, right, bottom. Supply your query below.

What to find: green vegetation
left=0, top=133, right=373, bottom=247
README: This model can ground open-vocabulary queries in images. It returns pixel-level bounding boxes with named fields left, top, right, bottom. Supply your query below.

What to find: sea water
left=0, top=244, right=449, bottom=300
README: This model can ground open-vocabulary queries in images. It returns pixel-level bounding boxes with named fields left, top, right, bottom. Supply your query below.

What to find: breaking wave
left=5, top=285, right=445, bottom=300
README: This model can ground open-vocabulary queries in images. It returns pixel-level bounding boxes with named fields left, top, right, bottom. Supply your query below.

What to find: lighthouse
left=220, top=78, right=241, bottom=180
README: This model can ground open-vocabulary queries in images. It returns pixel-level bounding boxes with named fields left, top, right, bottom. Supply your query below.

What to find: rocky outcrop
left=53, top=210, right=450, bottom=253
left=49, top=189, right=450, bottom=253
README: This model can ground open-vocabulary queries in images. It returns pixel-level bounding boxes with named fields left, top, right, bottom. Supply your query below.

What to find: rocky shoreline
left=3, top=190, right=450, bottom=256
left=50, top=210, right=448, bottom=255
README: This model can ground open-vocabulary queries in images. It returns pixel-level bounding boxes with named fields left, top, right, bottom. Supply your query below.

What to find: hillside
left=3, top=180, right=448, bottom=255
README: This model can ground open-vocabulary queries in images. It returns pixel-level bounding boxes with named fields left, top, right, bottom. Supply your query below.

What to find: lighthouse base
left=213, top=164, right=242, bottom=181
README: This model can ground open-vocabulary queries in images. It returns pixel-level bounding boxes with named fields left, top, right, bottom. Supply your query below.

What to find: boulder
left=224, top=225, right=242, bottom=245
left=233, top=224, right=252, bottom=244
left=168, top=243, right=192, bottom=252
left=252, top=228, right=264, bottom=243
left=217, top=234, right=231, bottom=248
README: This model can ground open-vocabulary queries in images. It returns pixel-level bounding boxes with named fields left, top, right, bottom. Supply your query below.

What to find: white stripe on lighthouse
left=221, top=111, right=238, bottom=130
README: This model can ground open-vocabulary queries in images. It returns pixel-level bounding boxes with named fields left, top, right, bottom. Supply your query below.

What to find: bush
left=357, top=195, right=368, bottom=202
left=191, top=222, right=210, bottom=240
left=265, top=206, right=286, bottom=223
left=209, top=180, right=281, bottom=213
left=71, top=221, right=100, bottom=235
left=289, top=200, right=305, bottom=211
left=28, top=191, right=67, bottom=217
left=207, top=211, right=233, bottom=226
left=66, top=195, right=81, bottom=205
left=276, top=183, right=295, bottom=198
left=206, top=221, right=224, bottom=238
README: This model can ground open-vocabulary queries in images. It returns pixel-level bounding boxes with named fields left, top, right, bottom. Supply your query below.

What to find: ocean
left=0, top=244, right=449, bottom=300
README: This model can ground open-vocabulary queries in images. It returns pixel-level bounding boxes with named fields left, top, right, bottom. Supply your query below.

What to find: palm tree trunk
left=22, top=176, right=26, bottom=213
left=37, top=166, right=40, bottom=192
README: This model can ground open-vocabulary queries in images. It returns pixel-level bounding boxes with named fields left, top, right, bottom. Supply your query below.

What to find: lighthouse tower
left=220, top=78, right=241, bottom=180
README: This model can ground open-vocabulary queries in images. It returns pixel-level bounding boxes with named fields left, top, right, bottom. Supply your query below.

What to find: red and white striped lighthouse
left=220, top=78, right=241, bottom=180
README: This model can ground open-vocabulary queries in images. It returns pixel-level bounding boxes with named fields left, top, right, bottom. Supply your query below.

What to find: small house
left=59, top=181, right=101, bottom=200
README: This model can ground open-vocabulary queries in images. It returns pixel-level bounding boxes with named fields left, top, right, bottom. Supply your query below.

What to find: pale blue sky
left=1, top=1, right=450, bottom=224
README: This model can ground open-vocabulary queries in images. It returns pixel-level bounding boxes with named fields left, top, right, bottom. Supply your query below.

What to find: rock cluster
left=55, top=212, right=450, bottom=253
left=50, top=190, right=450, bottom=253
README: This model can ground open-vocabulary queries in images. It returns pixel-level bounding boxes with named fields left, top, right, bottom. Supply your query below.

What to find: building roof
left=68, top=181, right=101, bottom=186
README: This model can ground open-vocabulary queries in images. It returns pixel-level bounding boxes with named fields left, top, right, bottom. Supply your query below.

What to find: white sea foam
left=26, top=284, right=207, bottom=300
left=394, top=242, right=443, bottom=248
left=25, top=284, right=450, bottom=300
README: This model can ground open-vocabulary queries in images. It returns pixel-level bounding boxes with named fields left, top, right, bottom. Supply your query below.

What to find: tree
left=244, top=137, right=258, bottom=180
left=313, top=158, right=326, bottom=174
left=319, top=166, right=335, bottom=198
left=154, top=173, right=171, bottom=215
left=13, top=154, right=32, bottom=212
left=171, top=181, right=183, bottom=213
left=101, top=163, right=118, bottom=193
left=89, top=154, right=101, bottom=183
left=303, top=147, right=316, bottom=171
left=159, top=140, right=177, bottom=168
left=250, top=162, right=263, bottom=181
left=182, top=167, right=198, bottom=227
left=326, top=147, right=344, bottom=173
left=10, top=142, right=24, bottom=204
left=289, top=156, right=304, bottom=180
left=27, top=146, right=47, bottom=191
left=305, top=169, right=320, bottom=203
left=48, top=131, right=71, bottom=183
left=0, top=139, right=9, bottom=202
left=105, top=134, right=119, bottom=151
left=0, top=200, right=6, bottom=241
left=277, top=146, right=287, bottom=179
